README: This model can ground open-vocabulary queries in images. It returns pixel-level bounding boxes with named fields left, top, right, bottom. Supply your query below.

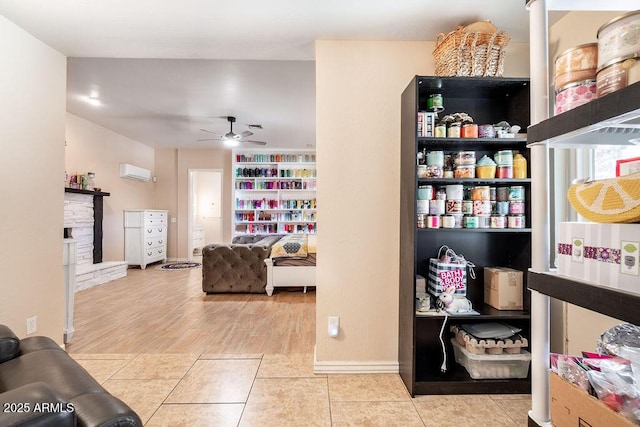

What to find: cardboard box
left=483, top=267, right=523, bottom=310
left=550, top=372, right=635, bottom=427
left=557, top=222, right=640, bottom=295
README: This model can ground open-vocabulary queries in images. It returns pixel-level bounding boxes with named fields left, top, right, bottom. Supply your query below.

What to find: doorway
left=188, top=169, right=223, bottom=261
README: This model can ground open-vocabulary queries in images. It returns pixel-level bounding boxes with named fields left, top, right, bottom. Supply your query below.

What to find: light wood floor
left=66, top=266, right=316, bottom=355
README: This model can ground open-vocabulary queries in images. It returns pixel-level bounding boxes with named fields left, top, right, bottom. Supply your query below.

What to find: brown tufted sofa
left=202, top=235, right=283, bottom=293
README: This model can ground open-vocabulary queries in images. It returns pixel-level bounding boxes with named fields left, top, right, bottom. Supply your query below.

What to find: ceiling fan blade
left=243, top=140, right=267, bottom=146
left=236, top=130, right=253, bottom=139
left=200, top=128, right=220, bottom=135
left=196, top=138, right=221, bottom=142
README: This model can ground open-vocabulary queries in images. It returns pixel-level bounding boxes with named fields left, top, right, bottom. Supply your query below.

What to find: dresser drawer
left=143, top=247, right=165, bottom=261
left=144, top=211, right=167, bottom=220
left=145, top=236, right=165, bottom=249
left=144, top=226, right=167, bottom=237
left=145, top=216, right=167, bottom=227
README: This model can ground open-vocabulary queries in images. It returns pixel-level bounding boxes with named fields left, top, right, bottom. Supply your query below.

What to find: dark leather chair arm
left=0, top=325, right=20, bottom=363
left=0, top=382, right=75, bottom=427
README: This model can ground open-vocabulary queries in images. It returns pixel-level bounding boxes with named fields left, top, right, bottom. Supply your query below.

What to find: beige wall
left=549, top=11, right=623, bottom=355
left=154, top=149, right=233, bottom=260
left=0, top=16, right=66, bottom=340
left=154, top=150, right=179, bottom=258
left=314, top=40, right=530, bottom=366
left=65, top=113, right=156, bottom=261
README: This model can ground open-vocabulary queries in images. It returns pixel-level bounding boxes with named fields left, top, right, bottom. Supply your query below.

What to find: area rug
left=159, top=262, right=201, bottom=270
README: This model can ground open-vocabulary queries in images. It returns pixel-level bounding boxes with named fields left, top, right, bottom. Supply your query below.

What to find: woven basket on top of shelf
left=433, top=21, right=510, bottom=77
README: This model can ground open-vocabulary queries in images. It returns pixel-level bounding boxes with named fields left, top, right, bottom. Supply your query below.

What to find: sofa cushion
left=0, top=325, right=19, bottom=364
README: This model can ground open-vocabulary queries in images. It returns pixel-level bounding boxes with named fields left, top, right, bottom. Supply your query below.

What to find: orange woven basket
left=433, top=22, right=510, bottom=77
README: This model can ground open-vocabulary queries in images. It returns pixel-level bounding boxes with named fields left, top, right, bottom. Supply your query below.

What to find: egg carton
left=451, top=325, right=528, bottom=355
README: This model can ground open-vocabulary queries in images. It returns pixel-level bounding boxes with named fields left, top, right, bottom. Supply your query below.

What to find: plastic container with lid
left=451, top=339, right=531, bottom=379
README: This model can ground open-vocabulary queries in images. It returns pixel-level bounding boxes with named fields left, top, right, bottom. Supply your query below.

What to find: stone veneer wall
left=63, top=192, right=94, bottom=269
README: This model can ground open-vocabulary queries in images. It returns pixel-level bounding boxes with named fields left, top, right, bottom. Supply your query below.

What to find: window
left=593, top=146, right=640, bottom=179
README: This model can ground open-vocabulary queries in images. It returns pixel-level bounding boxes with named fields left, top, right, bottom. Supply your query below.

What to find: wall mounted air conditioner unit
left=119, top=163, right=151, bottom=181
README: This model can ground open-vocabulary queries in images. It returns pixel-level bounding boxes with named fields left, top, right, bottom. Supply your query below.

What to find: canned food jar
left=478, top=124, right=495, bottom=138
left=445, top=184, right=464, bottom=200
left=461, top=124, right=478, bottom=138
left=496, top=187, right=509, bottom=201
left=509, top=186, right=525, bottom=201
left=447, top=123, right=461, bottom=138
left=445, top=199, right=462, bottom=214
left=472, top=200, right=492, bottom=215
left=490, top=215, right=507, bottom=229
left=462, top=200, right=474, bottom=214
left=429, top=199, right=445, bottom=215
left=477, top=215, right=491, bottom=229
left=494, top=150, right=513, bottom=166
left=426, top=165, right=444, bottom=178
left=509, top=201, right=525, bottom=214
left=554, top=80, right=597, bottom=115
left=417, top=200, right=430, bottom=214
left=596, top=56, right=640, bottom=98
left=417, top=185, right=434, bottom=200
left=427, top=93, right=444, bottom=110
left=496, top=165, right=513, bottom=179
left=513, top=153, right=528, bottom=179
left=597, top=11, right=640, bottom=69
left=454, top=165, right=475, bottom=178
left=442, top=215, right=455, bottom=228
left=508, top=215, right=526, bottom=229
left=426, top=151, right=444, bottom=166
left=496, top=201, right=510, bottom=216
left=464, top=215, right=478, bottom=229
left=435, top=124, right=447, bottom=138
left=554, top=43, right=598, bottom=87
left=427, top=215, right=441, bottom=228
left=454, top=151, right=476, bottom=166
left=471, top=186, right=491, bottom=201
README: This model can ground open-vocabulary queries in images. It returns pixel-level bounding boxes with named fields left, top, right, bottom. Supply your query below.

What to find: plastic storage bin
left=451, top=339, right=531, bottom=379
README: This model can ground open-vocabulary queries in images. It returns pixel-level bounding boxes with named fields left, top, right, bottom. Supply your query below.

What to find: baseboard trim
left=313, top=347, right=399, bottom=374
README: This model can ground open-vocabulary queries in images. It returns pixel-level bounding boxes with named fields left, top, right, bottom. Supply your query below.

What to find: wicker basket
left=433, top=24, right=510, bottom=77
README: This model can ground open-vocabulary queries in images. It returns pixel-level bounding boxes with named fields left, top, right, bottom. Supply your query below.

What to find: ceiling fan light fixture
left=223, top=137, right=240, bottom=148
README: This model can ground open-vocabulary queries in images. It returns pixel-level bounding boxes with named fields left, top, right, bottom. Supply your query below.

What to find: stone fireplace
left=64, top=188, right=127, bottom=291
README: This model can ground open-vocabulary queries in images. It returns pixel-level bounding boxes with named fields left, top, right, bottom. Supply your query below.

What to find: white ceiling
left=1, top=0, right=538, bottom=149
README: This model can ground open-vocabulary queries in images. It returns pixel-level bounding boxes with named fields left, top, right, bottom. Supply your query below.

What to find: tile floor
left=73, top=352, right=530, bottom=426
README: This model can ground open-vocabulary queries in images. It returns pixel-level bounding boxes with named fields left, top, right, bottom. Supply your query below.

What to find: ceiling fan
left=197, top=116, right=267, bottom=147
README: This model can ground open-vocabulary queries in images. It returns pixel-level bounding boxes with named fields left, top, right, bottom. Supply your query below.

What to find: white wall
left=65, top=113, right=156, bottom=261
left=0, top=16, right=66, bottom=340
left=315, top=40, right=530, bottom=368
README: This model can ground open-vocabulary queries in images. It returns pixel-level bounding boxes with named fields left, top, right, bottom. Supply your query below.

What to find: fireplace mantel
left=64, top=188, right=110, bottom=197
left=64, top=188, right=110, bottom=264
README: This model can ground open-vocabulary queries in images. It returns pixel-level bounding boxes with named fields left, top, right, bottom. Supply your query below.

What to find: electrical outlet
left=328, top=316, right=339, bottom=338
left=26, top=316, right=37, bottom=335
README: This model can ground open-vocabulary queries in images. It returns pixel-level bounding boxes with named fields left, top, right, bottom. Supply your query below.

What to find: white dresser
left=124, top=209, right=168, bottom=269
